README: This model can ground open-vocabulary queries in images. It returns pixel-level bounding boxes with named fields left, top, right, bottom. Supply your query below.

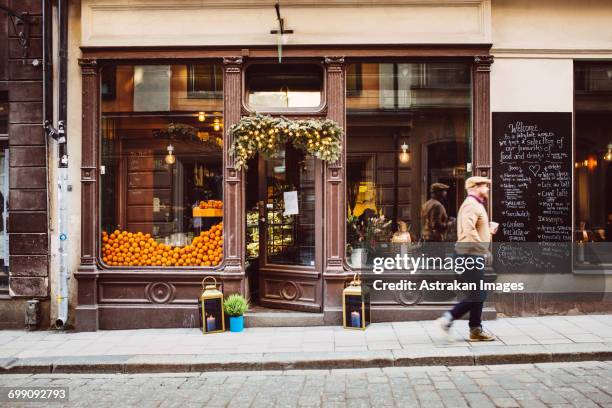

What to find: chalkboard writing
left=492, top=112, right=572, bottom=273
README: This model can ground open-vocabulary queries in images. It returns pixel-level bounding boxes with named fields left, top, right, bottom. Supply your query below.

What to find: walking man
left=436, top=176, right=497, bottom=341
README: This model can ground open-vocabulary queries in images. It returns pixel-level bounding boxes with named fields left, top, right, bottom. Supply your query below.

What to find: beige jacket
left=455, top=195, right=491, bottom=255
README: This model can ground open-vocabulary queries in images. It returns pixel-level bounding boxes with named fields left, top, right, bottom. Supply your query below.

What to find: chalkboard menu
left=492, top=112, right=572, bottom=273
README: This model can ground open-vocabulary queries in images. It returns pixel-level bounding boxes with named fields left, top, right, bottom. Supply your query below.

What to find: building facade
left=0, top=0, right=50, bottom=329
left=2, top=0, right=611, bottom=330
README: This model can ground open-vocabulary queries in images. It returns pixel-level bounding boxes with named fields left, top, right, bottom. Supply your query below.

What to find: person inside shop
left=421, top=182, right=454, bottom=242
left=435, top=176, right=497, bottom=342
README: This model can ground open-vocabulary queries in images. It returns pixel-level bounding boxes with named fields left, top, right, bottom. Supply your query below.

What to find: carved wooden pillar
left=222, top=57, right=245, bottom=289
left=324, top=57, right=346, bottom=275
left=473, top=55, right=494, bottom=178
left=75, top=58, right=100, bottom=331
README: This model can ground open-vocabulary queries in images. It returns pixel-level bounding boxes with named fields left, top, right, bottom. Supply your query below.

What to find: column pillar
left=222, top=57, right=245, bottom=295
left=473, top=55, right=494, bottom=178
left=324, top=56, right=346, bottom=275
left=74, top=58, right=100, bottom=331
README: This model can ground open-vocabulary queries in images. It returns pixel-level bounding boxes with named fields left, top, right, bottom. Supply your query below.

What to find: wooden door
left=257, top=142, right=323, bottom=312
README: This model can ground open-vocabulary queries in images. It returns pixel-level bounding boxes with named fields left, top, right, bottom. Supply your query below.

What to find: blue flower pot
left=229, top=315, right=244, bottom=332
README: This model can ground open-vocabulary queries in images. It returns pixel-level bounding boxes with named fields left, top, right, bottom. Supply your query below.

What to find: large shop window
left=100, top=63, right=224, bottom=268
left=574, top=62, right=612, bottom=265
left=345, top=62, right=472, bottom=268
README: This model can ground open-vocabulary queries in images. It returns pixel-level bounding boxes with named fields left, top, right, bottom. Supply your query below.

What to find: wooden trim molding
left=80, top=44, right=492, bottom=61
left=87, top=0, right=486, bottom=9
left=222, top=56, right=246, bottom=281
left=324, top=56, right=346, bottom=274
left=472, top=54, right=493, bottom=178
left=75, top=57, right=101, bottom=331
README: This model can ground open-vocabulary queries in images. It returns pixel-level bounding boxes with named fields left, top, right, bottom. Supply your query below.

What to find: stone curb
left=1, top=344, right=611, bottom=374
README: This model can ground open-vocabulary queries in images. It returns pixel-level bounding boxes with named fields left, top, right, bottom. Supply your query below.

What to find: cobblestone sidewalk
left=1, top=361, right=612, bottom=407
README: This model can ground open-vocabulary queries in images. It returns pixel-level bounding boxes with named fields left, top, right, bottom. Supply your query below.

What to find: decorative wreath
left=229, top=114, right=343, bottom=170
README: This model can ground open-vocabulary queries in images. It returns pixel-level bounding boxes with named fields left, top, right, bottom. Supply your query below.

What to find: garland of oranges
left=101, top=222, right=223, bottom=267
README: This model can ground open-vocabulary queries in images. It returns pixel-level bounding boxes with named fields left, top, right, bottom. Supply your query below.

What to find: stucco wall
left=81, top=0, right=492, bottom=47
left=492, top=0, right=612, bottom=54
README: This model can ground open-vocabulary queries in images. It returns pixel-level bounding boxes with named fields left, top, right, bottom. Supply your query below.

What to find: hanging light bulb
left=165, top=144, right=176, bottom=165
left=213, top=118, right=221, bottom=132
left=604, top=143, right=612, bottom=162
left=198, top=111, right=206, bottom=122
left=399, top=141, right=410, bottom=164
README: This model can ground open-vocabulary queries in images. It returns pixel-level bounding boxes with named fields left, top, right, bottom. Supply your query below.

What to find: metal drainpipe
left=48, top=0, right=69, bottom=329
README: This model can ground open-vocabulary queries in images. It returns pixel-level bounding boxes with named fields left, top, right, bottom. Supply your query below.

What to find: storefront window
left=100, top=63, right=224, bottom=268
left=574, top=62, right=612, bottom=265
left=0, top=91, right=7, bottom=136
left=246, top=64, right=323, bottom=110
left=345, top=62, right=472, bottom=268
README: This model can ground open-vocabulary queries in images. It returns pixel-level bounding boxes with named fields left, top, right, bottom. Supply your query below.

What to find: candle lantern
left=342, top=274, right=370, bottom=330
left=199, top=276, right=225, bottom=334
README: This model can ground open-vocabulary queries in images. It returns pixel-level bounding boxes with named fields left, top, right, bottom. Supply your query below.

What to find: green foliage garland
left=229, top=114, right=343, bottom=170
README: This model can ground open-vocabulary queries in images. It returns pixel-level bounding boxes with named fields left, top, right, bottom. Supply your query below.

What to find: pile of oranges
left=101, top=222, right=223, bottom=267
left=198, top=200, right=223, bottom=209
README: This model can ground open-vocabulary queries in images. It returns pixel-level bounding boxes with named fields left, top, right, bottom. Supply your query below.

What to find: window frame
left=187, top=64, right=223, bottom=100
left=242, top=60, right=327, bottom=114
left=343, top=58, right=474, bottom=272
left=97, top=60, right=226, bottom=271
left=572, top=60, right=612, bottom=272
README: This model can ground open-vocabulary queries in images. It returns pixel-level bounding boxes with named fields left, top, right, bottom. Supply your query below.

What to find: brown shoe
left=469, top=327, right=496, bottom=342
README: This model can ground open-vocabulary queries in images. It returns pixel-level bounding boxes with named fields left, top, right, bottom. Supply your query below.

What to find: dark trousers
left=450, top=299, right=484, bottom=329
left=450, top=255, right=486, bottom=329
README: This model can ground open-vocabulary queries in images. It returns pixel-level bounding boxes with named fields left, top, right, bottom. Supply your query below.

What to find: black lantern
left=342, top=274, right=370, bottom=330
left=199, top=276, right=225, bottom=334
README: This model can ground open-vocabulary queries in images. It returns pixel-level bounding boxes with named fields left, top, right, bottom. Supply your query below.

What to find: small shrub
left=224, top=294, right=249, bottom=317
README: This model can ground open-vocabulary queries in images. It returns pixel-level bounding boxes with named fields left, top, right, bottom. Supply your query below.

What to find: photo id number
left=0, top=387, right=69, bottom=402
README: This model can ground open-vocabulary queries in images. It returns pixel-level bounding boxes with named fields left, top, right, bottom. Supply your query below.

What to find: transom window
left=245, top=64, right=323, bottom=111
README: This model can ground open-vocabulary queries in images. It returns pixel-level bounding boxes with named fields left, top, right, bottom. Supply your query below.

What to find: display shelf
left=193, top=208, right=223, bottom=218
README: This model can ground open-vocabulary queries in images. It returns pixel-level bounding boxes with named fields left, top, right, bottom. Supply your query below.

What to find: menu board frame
left=492, top=112, right=572, bottom=273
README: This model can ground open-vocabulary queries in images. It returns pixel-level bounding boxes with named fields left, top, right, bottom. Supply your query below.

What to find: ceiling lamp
left=198, top=112, right=206, bottom=122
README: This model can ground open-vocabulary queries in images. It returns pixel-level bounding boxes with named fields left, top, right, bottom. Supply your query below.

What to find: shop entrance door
left=256, top=142, right=323, bottom=312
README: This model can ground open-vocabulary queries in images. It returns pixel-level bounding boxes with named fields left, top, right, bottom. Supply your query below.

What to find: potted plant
left=224, top=294, right=249, bottom=332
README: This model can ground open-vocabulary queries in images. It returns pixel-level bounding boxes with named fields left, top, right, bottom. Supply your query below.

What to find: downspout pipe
left=56, top=0, right=69, bottom=329
left=43, top=0, right=69, bottom=329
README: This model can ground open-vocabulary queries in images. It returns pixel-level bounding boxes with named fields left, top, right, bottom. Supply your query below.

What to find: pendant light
left=399, top=141, right=410, bottom=164
left=165, top=144, right=176, bottom=165
left=604, top=143, right=612, bottom=162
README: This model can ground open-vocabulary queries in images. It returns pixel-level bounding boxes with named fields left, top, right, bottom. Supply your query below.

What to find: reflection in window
left=346, top=62, right=471, bottom=268
left=188, top=64, right=223, bottom=99
left=574, top=63, right=612, bottom=265
left=100, top=64, right=224, bottom=268
left=246, top=64, right=323, bottom=110
left=0, top=91, right=8, bottom=135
